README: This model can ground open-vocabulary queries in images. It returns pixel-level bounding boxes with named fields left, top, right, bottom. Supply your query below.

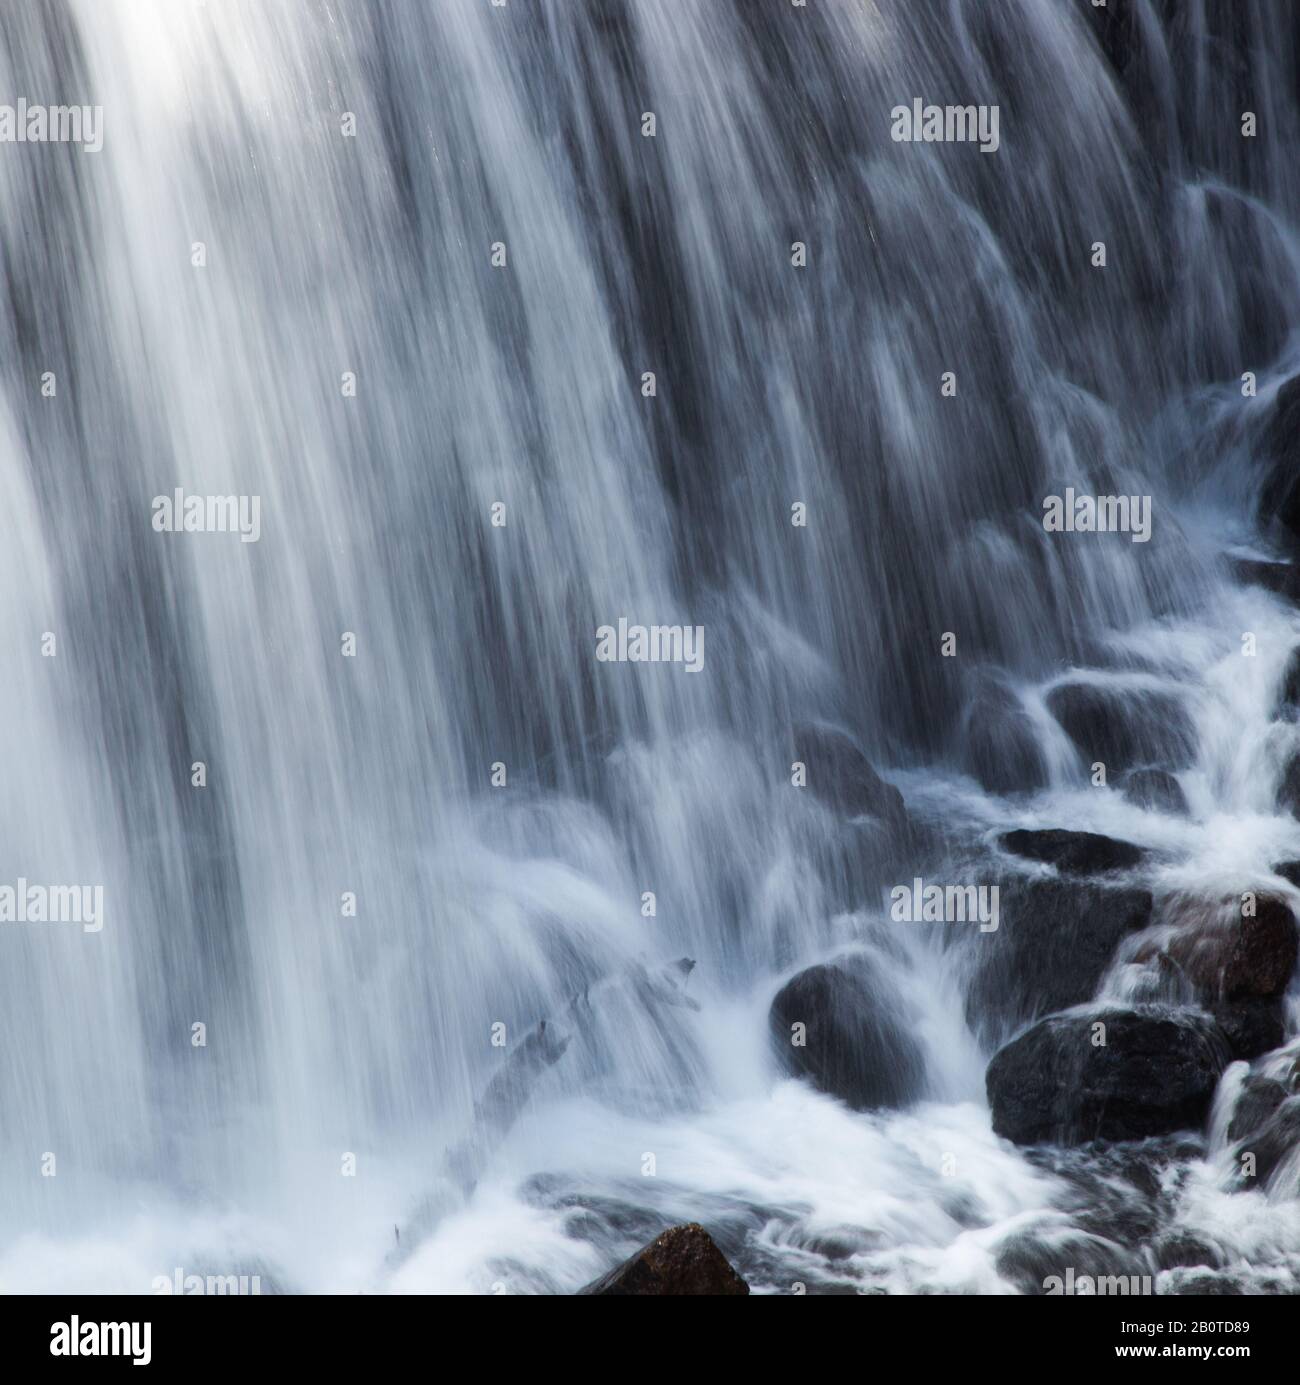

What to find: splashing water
left=2, top=0, right=1300, bottom=1294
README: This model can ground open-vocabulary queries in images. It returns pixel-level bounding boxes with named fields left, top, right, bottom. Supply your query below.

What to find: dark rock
left=1132, top=894, right=1296, bottom=1061
left=1023, top=1135, right=1201, bottom=1250
left=1273, top=860, right=1300, bottom=889
left=1161, top=1269, right=1245, bottom=1295
left=995, top=1228, right=1143, bottom=1295
left=1259, top=376, right=1300, bottom=551
left=1226, top=1075, right=1290, bottom=1144
left=1121, top=767, right=1188, bottom=815
left=1075, top=0, right=1141, bottom=75
left=971, top=876, right=1153, bottom=1031
left=1212, top=998, right=1286, bottom=1062
left=1046, top=681, right=1196, bottom=775
left=986, top=1008, right=1229, bottom=1146
left=1153, top=1231, right=1226, bottom=1272
left=1157, top=893, right=1298, bottom=1000
left=999, top=827, right=1145, bottom=877
left=578, top=1223, right=749, bottom=1296
left=1277, top=649, right=1300, bottom=720
left=1277, top=753, right=1300, bottom=817
left=769, top=956, right=925, bottom=1112
left=1231, top=1097, right=1300, bottom=1192
left=961, top=676, right=1048, bottom=794
left=792, top=722, right=907, bottom=829
left=1231, top=557, right=1300, bottom=601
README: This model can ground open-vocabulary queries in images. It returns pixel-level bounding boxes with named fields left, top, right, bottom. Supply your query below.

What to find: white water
left=3, top=0, right=1300, bottom=1293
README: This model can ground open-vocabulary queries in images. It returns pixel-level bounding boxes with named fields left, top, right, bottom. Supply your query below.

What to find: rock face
left=1231, top=556, right=1300, bottom=602
left=1227, top=1074, right=1290, bottom=1144
left=970, top=877, right=1153, bottom=1030
left=1273, top=860, right=1300, bottom=889
left=1159, top=894, right=1298, bottom=1001
left=1276, top=648, right=1300, bottom=720
left=769, top=957, right=925, bottom=1112
left=578, top=1224, right=749, bottom=1296
left=962, top=676, right=1047, bottom=794
left=792, top=722, right=907, bottom=830
left=1277, top=754, right=1300, bottom=818
left=986, top=1008, right=1229, bottom=1146
left=1046, top=682, right=1196, bottom=775
left=996, top=1226, right=1144, bottom=1296
left=999, top=827, right=1145, bottom=877
left=1259, top=375, right=1300, bottom=551
left=1231, top=1098, right=1300, bottom=1192
left=1153, top=1232, right=1226, bottom=1273
left=1122, top=768, right=1188, bottom=816
left=1130, top=894, right=1297, bottom=1061
left=1211, top=999, right=1286, bottom=1064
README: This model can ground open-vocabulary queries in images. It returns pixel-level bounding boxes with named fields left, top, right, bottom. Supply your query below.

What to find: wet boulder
left=1157, top=893, right=1298, bottom=1001
left=769, top=956, right=925, bottom=1112
left=970, top=876, right=1153, bottom=1033
left=961, top=675, right=1048, bottom=795
left=1231, top=1097, right=1300, bottom=1193
left=1153, top=1231, right=1227, bottom=1273
left=1276, top=648, right=1300, bottom=720
left=578, top=1223, right=749, bottom=1295
left=1259, top=375, right=1300, bottom=551
left=1130, top=894, right=1296, bottom=1061
left=999, top=827, right=1145, bottom=877
left=1277, top=753, right=1300, bottom=818
left=1226, top=1074, right=1290, bottom=1144
left=1121, top=767, right=1188, bottom=816
left=1273, top=860, right=1300, bottom=889
left=995, top=1226, right=1144, bottom=1296
left=986, top=1008, right=1229, bottom=1146
left=1160, top=1268, right=1248, bottom=1295
left=1231, top=556, right=1300, bottom=602
left=1211, top=999, right=1286, bottom=1064
left=1046, top=681, right=1196, bottom=775
left=792, top=722, right=908, bottom=830
left=1025, top=1135, right=1200, bottom=1250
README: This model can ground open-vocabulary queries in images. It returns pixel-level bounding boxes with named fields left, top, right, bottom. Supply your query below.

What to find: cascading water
left=2, top=0, right=1300, bottom=1295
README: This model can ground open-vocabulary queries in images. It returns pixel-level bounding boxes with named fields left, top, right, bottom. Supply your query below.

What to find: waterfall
left=2, top=0, right=1300, bottom=1294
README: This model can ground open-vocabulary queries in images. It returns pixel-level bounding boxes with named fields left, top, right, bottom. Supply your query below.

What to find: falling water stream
left=2, top=0, right=1300, bottom=1293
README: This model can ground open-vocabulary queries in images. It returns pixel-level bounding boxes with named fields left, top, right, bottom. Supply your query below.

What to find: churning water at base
left=4, top=0, right=1300, bottom=1293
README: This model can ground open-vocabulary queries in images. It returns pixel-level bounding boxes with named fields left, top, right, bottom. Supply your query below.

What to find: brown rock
left=578, top=1223, right=749, bottom=1296
left=1155, top=893, right=1298, bottom=1000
